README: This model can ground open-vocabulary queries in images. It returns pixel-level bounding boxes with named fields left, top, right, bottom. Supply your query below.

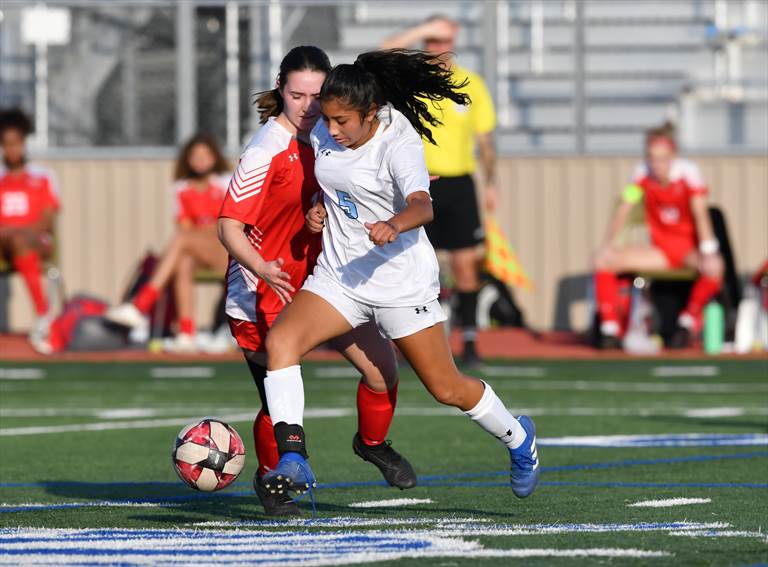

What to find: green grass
left=0, top=359, right=767, bottom=565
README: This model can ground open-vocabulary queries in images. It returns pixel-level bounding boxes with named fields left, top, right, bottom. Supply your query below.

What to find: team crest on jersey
left=660, top=206, right=680, bottom=224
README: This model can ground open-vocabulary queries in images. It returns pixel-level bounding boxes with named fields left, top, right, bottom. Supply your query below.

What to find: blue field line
left=1, top=450, right=766, bottom=492
left=0, top=476, right=765, bottom=513
left=0, top=452, right=766, bottom=514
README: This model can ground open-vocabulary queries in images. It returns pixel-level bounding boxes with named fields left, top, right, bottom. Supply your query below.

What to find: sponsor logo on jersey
left=415, top=306, right=429, bottom=314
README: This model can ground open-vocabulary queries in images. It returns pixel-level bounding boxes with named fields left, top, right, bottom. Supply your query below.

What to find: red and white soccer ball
left=172, top=419, right=246, bottom=492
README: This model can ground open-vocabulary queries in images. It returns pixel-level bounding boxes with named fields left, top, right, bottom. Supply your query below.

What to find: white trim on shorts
left=301, top=269, right=446, bottom=340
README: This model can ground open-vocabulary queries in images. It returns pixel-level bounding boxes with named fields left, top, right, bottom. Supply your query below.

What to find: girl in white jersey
left=262, top=50, right=539, bottom=500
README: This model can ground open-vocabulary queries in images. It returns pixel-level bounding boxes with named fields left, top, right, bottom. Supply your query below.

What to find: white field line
left=0, top=368, right=45, bottom=380
left=3, top=405, right=767, bottom=420
left=669, top=529, right=768, bottom=542
left=189, top=518, right=730, bottom=532
left=540, top=432, right=768, bottom=447
left=628, top=498, right=712, bottom=508
left=149, top=367, right=215, bottom=379
left=0, top=527, right=675, bottom=565
left=652, top=366, right=720, bottom=377
left=348, top=498, right=433, bottom=508
left=0, top=501, right=177, bottom=509
left=315, top=366, right=548, bottom=378
left=3, top=407, right=768, bottom=440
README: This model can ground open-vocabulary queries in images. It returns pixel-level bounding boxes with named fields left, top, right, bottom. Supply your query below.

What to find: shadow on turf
left=648, top=415, right=768, bottom=432
left=39, top=482, right=521, bottom=521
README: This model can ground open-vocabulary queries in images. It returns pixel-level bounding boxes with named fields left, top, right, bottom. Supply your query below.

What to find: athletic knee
left=428, top=381, right=464, bottom=408
left=265, top=326, right=300, bottom=367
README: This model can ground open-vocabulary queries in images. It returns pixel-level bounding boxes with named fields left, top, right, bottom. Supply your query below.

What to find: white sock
left=465, top=381, right=526, bottom=449
left=264, top=365, right=304, bottom=426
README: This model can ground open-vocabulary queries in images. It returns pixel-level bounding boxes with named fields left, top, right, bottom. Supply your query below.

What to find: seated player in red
left=106, top=134, right=231, bottom=352
left=0, top=109, right=60, bottom=354
left=593, top=121, right=724, bottom=348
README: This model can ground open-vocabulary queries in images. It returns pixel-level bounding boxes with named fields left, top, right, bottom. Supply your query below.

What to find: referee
left=383, top=15, right=498, bottom=366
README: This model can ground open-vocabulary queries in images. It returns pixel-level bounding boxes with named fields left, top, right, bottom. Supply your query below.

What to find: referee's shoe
left=353, top=433, right=417, bottom=489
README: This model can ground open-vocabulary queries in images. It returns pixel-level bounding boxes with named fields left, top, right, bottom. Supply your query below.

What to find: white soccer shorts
left=301, top=269, right=446, bottom=340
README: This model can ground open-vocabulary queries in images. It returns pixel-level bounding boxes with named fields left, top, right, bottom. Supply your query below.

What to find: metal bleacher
left=332, top=0, right=768, bottom=154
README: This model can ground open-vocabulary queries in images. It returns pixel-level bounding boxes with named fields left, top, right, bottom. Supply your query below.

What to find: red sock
left=682, top=276, right=722, bottom=319
left=132, top=285, right=160, bottom=314
left=357, top=381, right=397, bottom=446
left=179, top=318, right=195, bottom=335
left=595, top=271, right=620, bottom=325
left=253, top=410, right=279, bottom=478
left=13, top=252, right=47, bottom=315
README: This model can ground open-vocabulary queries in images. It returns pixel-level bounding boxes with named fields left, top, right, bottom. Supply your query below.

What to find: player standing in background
left=0, top=109, right=59, bottom=354
left=262, top=49, right=539, bottom=500
left=382, top=15, right=498, bottom=366
left=217, top=46, right=416, bottom=516
left=106, top=134, right=231, bottom=353
left=593, top=122, right=724, bottom=349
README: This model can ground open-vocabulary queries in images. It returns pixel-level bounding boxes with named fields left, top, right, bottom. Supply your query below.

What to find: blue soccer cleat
left=262, top=452, right=317, bottom=495
left=508, top=415, right=540, bottom=498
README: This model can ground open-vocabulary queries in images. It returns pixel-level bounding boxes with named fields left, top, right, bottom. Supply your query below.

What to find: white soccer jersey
left=310, top=104, right=440, bottom=307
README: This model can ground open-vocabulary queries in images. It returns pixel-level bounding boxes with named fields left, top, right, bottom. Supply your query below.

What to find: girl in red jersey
left=106, top=134, right=231, bottom=352
left=593, top=121, right=725, bottom=349
left=0, top=109, right=59, bottom=354
left=217, top=46, right=415, bottom=516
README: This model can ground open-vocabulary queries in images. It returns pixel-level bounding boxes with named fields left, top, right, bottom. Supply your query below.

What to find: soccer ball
left=172, top=419, right=246, bottom=491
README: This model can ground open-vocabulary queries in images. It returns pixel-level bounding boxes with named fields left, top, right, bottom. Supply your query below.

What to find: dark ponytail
left=254, top=45, right=332, bottom=124
left=319, top=49, right=470, bottom=145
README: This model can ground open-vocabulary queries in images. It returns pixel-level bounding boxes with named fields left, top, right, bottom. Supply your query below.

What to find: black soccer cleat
left=669, top=324, right=693, bottom=349
left=598, top=333, right=622, bottom=350
left=253, top=472, right=302, bottom=517
left=353, top=433, right=417, bottom=490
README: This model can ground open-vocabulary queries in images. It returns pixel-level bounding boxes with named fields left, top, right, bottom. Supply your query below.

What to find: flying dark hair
left=174, top=133, right=230, bottom=181
left=254, top=45, right=332, bottom=124
left=319, top=49, right=470, bottom=145
left=0, top=108, right=33, bottom=137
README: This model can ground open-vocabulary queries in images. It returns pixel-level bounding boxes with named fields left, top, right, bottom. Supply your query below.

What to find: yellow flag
left=484, top=217, right=533, bottom=291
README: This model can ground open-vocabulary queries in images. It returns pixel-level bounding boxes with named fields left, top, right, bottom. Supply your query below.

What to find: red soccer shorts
left=228, top=313, right=280, bottom=353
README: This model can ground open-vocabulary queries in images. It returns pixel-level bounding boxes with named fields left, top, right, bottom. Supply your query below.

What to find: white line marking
left=683, top=407, right=746, bottom=418
left=1, top=501, right=179, bottom=510
left=477, top=366, right=547, bottom=377
left=348, top=498, right=433, bottom=508
left=314, top=366, right=362, bottom=378
left=0, top=368, right=45, bottom=380
left=540, top=432, right=768, bottom=447
left=652, top=366, right=719, bottom=377
left=0, top=527, right=672, bottom=565
left=149, top=367, right=215, bottom=379
left=628, top=498, right=712, bottom=508
left=669, top=529, right=768, bottom=542
left=191, top=518, right=729, bottom=533
left=3, top=405, right=768, bottom=419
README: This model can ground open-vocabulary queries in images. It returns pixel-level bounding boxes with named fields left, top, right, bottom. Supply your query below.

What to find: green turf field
left=0, top=359, right=766, bottom=565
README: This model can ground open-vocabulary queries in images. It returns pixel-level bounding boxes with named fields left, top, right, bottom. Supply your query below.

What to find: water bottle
left=703, top=301, right=724, bottom=355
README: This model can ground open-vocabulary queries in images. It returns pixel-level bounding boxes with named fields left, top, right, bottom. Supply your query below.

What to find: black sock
left=457, top=291, right=478, bottom=345
left=273, top=422, right=308, bottom=458
left=244, top=356, right=268, bottom=412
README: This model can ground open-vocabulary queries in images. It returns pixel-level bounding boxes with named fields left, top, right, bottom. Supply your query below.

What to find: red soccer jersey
left=174, top=175, right=229, bottom=227
left=219, top=118, right=321, bottom=321
left=632, top=158, right=708, bottom=253
left=0, top=164, right=60, bottom=228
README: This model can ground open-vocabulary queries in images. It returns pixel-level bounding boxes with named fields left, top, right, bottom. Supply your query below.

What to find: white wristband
left=699, top=239, right=719, bottom=255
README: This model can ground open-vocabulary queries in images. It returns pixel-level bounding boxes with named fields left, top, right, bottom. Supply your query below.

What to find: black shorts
left=424, top=174, right=484, bottom=251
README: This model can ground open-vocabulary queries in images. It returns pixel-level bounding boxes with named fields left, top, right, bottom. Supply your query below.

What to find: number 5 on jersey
left=336, top=190, right=358, bottom=220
